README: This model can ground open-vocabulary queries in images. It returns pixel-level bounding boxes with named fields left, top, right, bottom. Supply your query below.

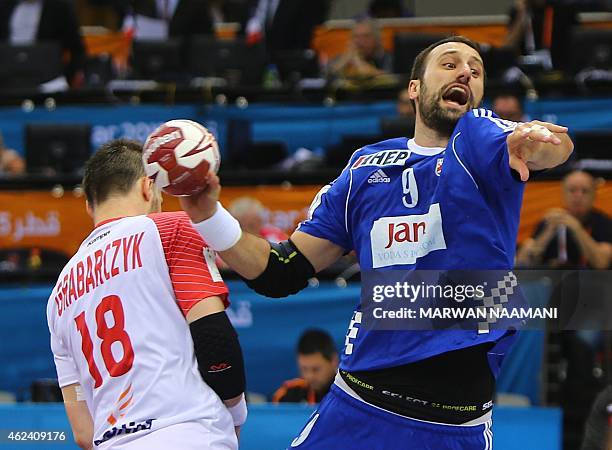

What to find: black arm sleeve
left=242, top=239, right=316, bottom=298
left=189, top=312, right=246, bottom=400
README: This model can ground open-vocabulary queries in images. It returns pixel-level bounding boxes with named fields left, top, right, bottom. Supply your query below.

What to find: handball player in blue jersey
left=181, top=36, right=573, bottom=449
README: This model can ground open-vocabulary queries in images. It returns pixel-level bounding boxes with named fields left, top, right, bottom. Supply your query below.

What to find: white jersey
left=47, top=212, right=236, bottom=449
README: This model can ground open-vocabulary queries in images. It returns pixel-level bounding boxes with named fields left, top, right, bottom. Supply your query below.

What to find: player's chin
left=439, top=105, right=467, bottom=122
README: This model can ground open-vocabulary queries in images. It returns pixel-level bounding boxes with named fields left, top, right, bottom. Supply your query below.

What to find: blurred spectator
left=328, top=18, right=392, bottom=79
left=397, top=88, right=415, bottom=118
left=0, top=0, right=86, bottom=87
left=272, top=329, right=338, bottom=404
left=379, top=88, right=415, bottom=139
left=246, top=0, right=330, bottom=53
left=368, top=0, right=404, bottom=18
left=492, top=93, right=528, bottom=122
left=516, top=170, right=612, bottom=269
left=228, top=197, right=287, bottom=243
left=0, top=133, right=25, bottom=176
left=505, top=0, right=577, bottom=71
left=126, top=0, right=214, bottom=40
left=581, top=385, right=612, bottom=450
left=208, top=0, right=251, bottom=32
left=75, top=0, right=126, bottom=30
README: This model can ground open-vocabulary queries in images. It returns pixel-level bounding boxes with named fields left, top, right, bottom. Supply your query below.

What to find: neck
left=412, top=118, right=450, bottom=148
left=92, top=197, right=148, bottom=227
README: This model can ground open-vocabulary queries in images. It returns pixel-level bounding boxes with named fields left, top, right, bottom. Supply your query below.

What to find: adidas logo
left=367, top=169, right=391, bottom=184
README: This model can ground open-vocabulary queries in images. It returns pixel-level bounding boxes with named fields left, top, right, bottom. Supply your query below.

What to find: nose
left=456, top=63, right=472, bottom=84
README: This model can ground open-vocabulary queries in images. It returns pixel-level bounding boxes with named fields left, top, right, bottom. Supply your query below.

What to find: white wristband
left=191, top=202, right=242, bottom=252
left=227, top=394, right=248, bottom=426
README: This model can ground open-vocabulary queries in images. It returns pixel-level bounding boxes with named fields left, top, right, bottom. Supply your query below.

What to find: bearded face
left=410, top=42, right=485, bottom=138
left=418, top=80, right=478, bottom=138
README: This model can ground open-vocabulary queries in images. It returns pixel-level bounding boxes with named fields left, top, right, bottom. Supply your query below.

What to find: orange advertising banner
left=0, top=186, right=321, bottom=256
left=1, top=182, right=611, bottom=257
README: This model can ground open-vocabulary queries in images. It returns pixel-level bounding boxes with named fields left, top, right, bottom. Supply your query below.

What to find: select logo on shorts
left=94, top=419, right=155, bottom=446
left=370, top=203, right=447, bottom=268
left=368, top=169, right=391, bottom=184
left=352, top=150, right=409, bottom=169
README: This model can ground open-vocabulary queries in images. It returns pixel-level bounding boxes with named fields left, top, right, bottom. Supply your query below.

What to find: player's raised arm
left=506, top=120, right=574, bottom=181
left=179, top=174, right=345, bottom=298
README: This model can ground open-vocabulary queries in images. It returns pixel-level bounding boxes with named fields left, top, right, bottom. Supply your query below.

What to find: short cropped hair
left=297, top=329, right=338, bottom=361
left=83, top=138, right=145, bottom=206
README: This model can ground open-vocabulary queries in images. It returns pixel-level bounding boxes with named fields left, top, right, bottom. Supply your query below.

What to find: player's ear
left=141, top=176, right=153, bottom=202
left=408, top=79, right=419, bottom=101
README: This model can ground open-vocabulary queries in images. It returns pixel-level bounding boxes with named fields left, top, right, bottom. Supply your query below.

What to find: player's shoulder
left=360, top=137, right=409, bottom=155
left=148, top=211, right=191, bottom=230
left=460, top=108, right=518, bottom=133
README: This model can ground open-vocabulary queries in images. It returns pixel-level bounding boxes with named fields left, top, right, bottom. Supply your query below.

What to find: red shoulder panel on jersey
left=149, top=211, right=229, bottom=317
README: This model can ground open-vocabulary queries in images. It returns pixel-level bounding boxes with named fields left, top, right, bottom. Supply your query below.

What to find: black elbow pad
left=190, top=312, right=246, bottom=400
left=243, top=239, right=315, bottom=298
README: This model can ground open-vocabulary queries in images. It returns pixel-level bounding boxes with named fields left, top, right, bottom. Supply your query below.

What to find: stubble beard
left=418, top=82, right=473, bottom=139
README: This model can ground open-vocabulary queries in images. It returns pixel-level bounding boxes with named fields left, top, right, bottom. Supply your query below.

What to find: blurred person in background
left=74, top=0, right=126, bottom=30
left=492, top=92, right=528, bottom=122
left=0, top=0, right=86, bottom=87
left=228, top=197, right=287, bottom=243
left=0, top=132, right=25, bottom=176
left=126, top=0, right=214, bottom=40
left=516, top=170, right=612, bottom=269
left=368, top=0, right=405, bottom=18
left=580, top=384, right=612, bottom=450
left=505, top=0, right=578, bottom=71
left=245, top=0, right=330, bottom=53
left=208, top=0, right=251, bottom=32
left=272, top=329, right=338, bottom=404
left=396, top=87, right=415, bottom=119
left=379, top=87, right=415, bottom=139
left=328, top=17, right=392, bottom=79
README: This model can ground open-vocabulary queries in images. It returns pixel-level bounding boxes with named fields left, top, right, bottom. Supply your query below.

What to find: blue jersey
left=298, top=109, right=524, bottom=373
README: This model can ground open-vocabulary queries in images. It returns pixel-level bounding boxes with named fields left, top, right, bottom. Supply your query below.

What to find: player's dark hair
left=297, top=329, right=337, bottom=361
left=83, top=138, right=145, bottom=207
left=409, top=36, right=484, bottom=111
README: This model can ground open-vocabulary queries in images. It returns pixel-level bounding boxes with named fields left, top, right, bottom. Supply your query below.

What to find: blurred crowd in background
left=0, top=2, right=611, bottom=450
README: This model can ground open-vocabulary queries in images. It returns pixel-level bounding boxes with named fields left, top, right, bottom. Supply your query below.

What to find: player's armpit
left=290, top=230, right=345, bottom=273
left=186, top=295, right=226, bottom=324
left=62, top=384, right=93, bottom=450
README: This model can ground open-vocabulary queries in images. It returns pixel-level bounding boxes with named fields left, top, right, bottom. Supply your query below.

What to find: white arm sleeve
left=48, top=319, right=80, bottom=388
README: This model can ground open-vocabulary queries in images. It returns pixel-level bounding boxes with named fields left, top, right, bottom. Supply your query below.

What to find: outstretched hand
left=179, top=174, right=222, bottom=223
left=506, top=120, right=573, bottom=181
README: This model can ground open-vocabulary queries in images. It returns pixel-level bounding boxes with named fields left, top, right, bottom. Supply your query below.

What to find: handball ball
left=143, top=119, right=220, bottom=196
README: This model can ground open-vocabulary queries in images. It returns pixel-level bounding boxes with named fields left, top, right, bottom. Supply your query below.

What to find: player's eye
left=443, top=62, right=455, bottom=69
left=471, top=68, right=480, bottom=77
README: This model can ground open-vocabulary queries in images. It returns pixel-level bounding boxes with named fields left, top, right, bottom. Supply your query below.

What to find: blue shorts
left=288, top=385, right=492, bottom=450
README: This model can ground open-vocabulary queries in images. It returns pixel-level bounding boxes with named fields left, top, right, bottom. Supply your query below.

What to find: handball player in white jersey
left=47, top=139, right=247, bottom=450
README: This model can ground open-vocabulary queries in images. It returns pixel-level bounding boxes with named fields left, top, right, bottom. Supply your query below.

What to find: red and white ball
left=143, top=119, right=220, bottom=196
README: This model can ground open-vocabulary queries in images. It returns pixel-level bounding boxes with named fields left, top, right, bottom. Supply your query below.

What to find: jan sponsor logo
left=370, top=204, right=446, bottom=268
